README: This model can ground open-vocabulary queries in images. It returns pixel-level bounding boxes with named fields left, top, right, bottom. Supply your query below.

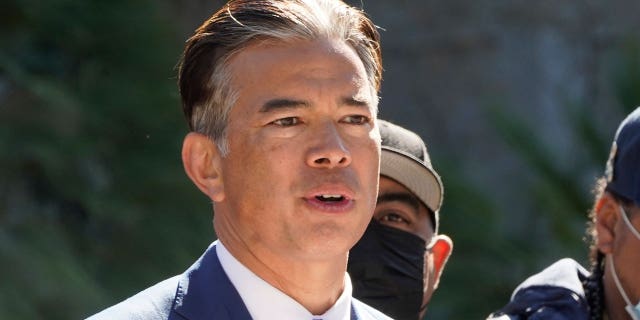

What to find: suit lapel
left=172, top=244, right=252, bottom=320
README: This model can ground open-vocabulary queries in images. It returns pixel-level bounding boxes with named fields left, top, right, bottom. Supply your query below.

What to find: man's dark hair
left=177, top=0, right=382, bottom=155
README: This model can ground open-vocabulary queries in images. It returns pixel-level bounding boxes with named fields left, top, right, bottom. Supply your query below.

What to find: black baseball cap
left=378, top=120, right=444, bottom=232
left=606, top=107, right=640, bottom=207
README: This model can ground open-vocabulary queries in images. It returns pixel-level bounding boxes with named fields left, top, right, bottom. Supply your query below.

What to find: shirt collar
left=216, top=240, right=352, bottom=320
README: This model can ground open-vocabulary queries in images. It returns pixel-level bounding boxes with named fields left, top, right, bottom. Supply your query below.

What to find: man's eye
left=379, top=213, right=408, bottom=224
left=272, top=117, right=300, bottom=127
left=343, top=115, right=370, bottom=125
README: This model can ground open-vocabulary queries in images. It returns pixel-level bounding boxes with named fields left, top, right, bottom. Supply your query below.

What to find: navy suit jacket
left=87, top=243, right=390, bottom=320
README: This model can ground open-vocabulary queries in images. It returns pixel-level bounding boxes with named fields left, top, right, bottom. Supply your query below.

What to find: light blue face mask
left=608, top=205, right=640, bottom=320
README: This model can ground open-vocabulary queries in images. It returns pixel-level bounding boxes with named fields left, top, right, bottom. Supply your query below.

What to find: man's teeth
left=317, top=194, right=344, bottom=201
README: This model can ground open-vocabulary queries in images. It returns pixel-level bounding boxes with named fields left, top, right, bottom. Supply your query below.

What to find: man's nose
left=306, top=122, right=352, bottom=169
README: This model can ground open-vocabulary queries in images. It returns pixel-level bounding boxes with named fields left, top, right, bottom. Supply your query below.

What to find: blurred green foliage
left=0, top=0, right=212, bottom=318
left=1, top=1, right=639, bottom=319
left=426, top=41, right=640, bottom=319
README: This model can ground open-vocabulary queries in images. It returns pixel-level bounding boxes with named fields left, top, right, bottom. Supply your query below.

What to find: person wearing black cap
left=487, top=107, right=640, bottom=320
left=348, top=120, right=453, bottom=320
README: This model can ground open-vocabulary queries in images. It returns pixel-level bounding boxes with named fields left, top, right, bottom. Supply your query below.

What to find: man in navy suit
left=87, top=0, right=389, bottom=319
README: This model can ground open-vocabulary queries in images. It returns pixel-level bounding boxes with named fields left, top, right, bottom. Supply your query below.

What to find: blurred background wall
left=1, top=0, right=639, bottom=318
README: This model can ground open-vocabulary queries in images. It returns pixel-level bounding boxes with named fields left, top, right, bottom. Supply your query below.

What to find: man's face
left=215, top=38, right=380, bottom=263
left=374, top=176, right=441, bottom=313
left=374, top=176, right=434, bottom=242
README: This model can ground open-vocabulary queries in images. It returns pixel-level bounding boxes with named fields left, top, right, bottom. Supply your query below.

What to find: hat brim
left=380, top=148, right=443, bottom=215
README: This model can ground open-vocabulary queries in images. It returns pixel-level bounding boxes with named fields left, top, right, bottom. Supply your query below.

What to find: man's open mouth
left=316, top=194, right=345, bottom=202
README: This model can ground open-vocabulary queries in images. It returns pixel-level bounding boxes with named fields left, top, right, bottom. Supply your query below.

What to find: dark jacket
left=86, top=242, right=390, bottom=320
left=487, top=258, right=591, bottom=320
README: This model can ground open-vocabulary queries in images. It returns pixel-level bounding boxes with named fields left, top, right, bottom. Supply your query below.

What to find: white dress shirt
left=216, top=240, right=352, bottom=320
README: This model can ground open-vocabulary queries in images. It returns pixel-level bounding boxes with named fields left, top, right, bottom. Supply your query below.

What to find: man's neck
left=217, top=230, right=347, bottom=315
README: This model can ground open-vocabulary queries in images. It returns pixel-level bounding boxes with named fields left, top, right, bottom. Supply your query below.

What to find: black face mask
left=348, top=220, right=426, bottom=320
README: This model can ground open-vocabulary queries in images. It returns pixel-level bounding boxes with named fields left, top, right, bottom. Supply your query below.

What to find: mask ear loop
left=419, top=303, right=428, bottom=315
left=418, top=237, right=436, bottom=315
left=426, top=237, right=435, bottom=251
left=620, top=205, right=640, bottom=240
left=607, top=205, right=640, bottom=320
left=608, top=255, right=634, bottom=312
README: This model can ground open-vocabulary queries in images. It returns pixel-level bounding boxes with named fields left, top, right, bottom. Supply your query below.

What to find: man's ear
left=429, top=234, right=453, bottom=289
left=181, top=132, right=225, bottom=202
left=595, top=192, right=620, bottom=255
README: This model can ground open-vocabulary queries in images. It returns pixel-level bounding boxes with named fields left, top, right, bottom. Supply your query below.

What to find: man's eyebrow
left=376, top=192, right=421, bottom=212
left=259, top=96, right=371, bottom=113
left=342, top=96, right=371, bottom=108
left=260, top=99, right=310, bottom=112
